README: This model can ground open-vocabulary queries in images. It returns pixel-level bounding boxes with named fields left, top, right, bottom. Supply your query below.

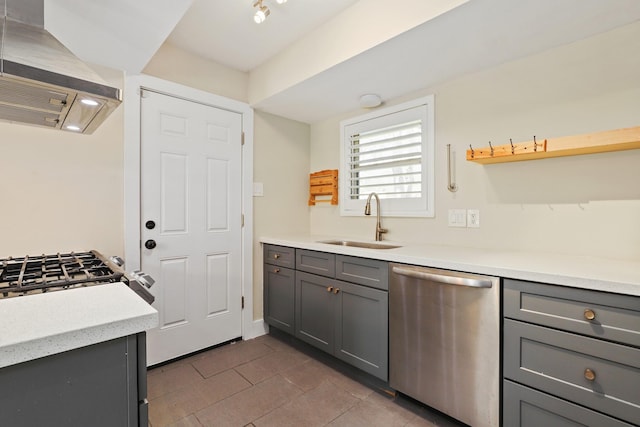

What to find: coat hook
left=488, top=141, right=494, bottom=156
left=533, top=135, right=537, bottom=152
left=510, top=138, right=514, bottom=155
left=469, top=144, right=474, bottom=159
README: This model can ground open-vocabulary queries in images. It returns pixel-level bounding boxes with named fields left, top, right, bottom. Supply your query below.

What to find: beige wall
left=309, top=21, right=640, bottom=261
left=0, top=69, right=125, bottom=258
left=144, top=43, right=249, bottom=103
left=253, top=111, right=310, bottom=318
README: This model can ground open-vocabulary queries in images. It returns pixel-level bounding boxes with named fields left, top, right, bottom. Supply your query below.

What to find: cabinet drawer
left=504, top=279, right=640, bottom=347
left=296, top=249, right=335, bottom=278
left=335, top=255, right=388, bottom=290
left=264, top=245, right=295, bottom=268
left=503, top=380, right=634, bottom=427
left=504, top=319, right=640, bottom=425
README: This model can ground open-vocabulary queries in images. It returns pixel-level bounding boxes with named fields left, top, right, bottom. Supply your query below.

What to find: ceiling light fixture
left=359, top=94, right=383, bottom=108
left=253, top=0, right=270, bottom=24
left=253, top=0, right=290, bottom=23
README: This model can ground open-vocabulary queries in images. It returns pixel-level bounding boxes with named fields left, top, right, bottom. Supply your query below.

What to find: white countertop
left=261, top=234, right=640, bottom=297
left=0, top=283, right=159, bottom=369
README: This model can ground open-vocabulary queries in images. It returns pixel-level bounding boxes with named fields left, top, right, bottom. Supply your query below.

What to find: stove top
left=0, top=251, right=125, bottom=299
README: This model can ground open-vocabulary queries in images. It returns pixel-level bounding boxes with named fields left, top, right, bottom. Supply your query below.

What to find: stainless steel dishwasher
left=389, top=264, right=500, bottom=427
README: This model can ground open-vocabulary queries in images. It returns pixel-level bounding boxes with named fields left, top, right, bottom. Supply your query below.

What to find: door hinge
left=241, top=214, right=245, bottom=227
left=241, top=296, right=245, bottom=309
left=241, top=132, right=245, bottom=146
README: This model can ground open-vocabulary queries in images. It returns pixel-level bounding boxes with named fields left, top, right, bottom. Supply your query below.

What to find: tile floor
left=147, top=333, right=465, bottom=427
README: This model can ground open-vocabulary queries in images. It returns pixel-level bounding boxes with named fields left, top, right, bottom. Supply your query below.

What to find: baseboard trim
left=244, top=319, right=268, bottom=340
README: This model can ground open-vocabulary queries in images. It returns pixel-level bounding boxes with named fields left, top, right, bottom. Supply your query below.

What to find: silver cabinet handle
left=391, top=266, right=493, bottom=288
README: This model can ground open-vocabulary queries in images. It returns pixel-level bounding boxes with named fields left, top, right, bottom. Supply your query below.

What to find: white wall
left=309, top=21, right=640, bottom=261
left=0, top=67, right=124, bottom=258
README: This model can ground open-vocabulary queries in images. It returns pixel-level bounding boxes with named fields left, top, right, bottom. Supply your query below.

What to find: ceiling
left=46, top=0, right=640, bottom=124
left=166, top=0, right=360, bottom=72
left=167, top=0, right=640, bottom=123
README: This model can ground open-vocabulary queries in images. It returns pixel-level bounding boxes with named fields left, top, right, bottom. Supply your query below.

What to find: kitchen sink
left=317, top=240, right=401, bottom=249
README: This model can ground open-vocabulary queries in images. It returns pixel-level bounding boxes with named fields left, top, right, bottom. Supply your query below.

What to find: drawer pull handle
left=274, top=254, right=281, bottom=259
left=327, top=287, right=334, bottom=293
left=333, top=288, right=340, bottom=294
left=584, top=309, right=596, bottom=321
left=274, top=268, right=280, bottom=273
left=584, top=368, right=596, bottom=381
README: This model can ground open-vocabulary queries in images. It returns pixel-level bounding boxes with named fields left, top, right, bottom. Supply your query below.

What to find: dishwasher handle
left=391, top=266, right=493, bottom=288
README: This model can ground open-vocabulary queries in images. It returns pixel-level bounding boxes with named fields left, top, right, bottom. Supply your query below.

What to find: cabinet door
left=264, top=265, right=295, bottom=335
left=295, top=271, right=335, bottom=353
left=0, top=336, right=138, bottom=427
left=334, top=280, right=388, bottom=381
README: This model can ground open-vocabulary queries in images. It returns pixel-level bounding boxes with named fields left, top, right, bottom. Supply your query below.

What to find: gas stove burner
left=0, top=251, right=125, bottom=299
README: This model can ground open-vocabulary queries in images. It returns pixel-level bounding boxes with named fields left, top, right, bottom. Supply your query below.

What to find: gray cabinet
left=295, top=269, right=388, bottom=381
left=503, top=379, right=634, bottom=427
left=503, top=279, right=640, bottom=426
left=263, top=245, right=296, bottom=335
left=262, top=245, right=389, bottom=381
left=264, top=244, right=295, bottom=269
left=296, top=249, right=335, bottom=277
left=296, top=271, right=335, bottom=352
left=0, top=333, right=147, bottom=427
left=333, top=279, right=388, bottom=379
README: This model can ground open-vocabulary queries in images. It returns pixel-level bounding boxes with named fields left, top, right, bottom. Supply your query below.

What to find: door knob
left=145, top=220, right=156, bottom=230
left=145, top=239, right=157, bottom=250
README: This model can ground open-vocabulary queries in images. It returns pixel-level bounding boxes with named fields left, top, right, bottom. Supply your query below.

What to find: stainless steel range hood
left=0, top=0, right=122, bottom=134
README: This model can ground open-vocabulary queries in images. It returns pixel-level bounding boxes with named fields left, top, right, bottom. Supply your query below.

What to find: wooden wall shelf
left=466, top=126, right=640, bottom=164
left=308, top=169, right=338, bottom=206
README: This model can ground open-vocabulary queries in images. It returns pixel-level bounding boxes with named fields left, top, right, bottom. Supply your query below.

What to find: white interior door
left=140, top=90, right=243, bottom=365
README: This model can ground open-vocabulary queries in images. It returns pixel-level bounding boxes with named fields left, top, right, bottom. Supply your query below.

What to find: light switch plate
left=448, top=209, right=467, bottom=227
left=253, top=182, right=264, bottom=197
left=467, top=209, right=480, bottom=228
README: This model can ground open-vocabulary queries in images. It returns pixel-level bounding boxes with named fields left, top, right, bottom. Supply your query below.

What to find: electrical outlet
left=467, top=209, right=480, bottom=228
left=448, top=209, right=467, bottom=227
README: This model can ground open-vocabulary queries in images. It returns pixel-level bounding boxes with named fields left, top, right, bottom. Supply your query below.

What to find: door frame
left=124, top=74, right=264, bottom=341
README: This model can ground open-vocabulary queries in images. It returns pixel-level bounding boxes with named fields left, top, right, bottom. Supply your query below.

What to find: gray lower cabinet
left=295, top=270, right=388, bottom=381
left=263, top=245, right=389, bottom=381
left=296, top=271, right=335, bottom=352
left=0, top=333, right=147, bottom=427
left=264, top=264, right=296, bottom=335
left=333, top=279, right=388, bottom=379
left=263, top=245, right=296, bottom=335
left=503, top=279, right=640, bottom=427
left=503, top=380, right=634, bottom=427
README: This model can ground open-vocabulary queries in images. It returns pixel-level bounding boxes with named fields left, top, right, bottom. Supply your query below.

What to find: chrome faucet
left=364, top=192, right=388, bottom=241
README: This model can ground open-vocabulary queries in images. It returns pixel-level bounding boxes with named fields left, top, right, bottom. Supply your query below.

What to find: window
left=340, top=95, right=434, bottom=217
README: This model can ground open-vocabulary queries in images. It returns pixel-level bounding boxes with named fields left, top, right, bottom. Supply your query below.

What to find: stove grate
left=0, top=251, right=124, bottom=298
